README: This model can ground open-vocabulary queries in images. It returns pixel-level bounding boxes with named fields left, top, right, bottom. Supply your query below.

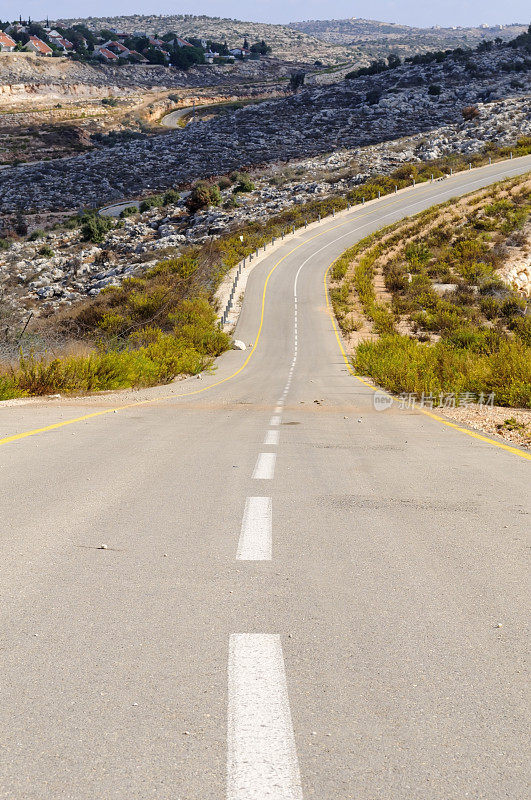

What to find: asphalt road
left=160, top=104, right=204, bottom=128
left=1, top=157, right=530, bottom=800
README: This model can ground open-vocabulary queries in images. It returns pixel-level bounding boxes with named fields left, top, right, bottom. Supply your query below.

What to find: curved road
left=160, top=102, right=220, bottom=128
left=1, top=156, right=530, bottom=800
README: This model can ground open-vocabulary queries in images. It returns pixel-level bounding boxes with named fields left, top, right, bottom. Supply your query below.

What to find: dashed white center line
left=264, top=429, right=280, bottom=446
left=237, top=497, right=272, bottom=560
left=227, top=634, right=303, bottom=800
left=270, top=415, right=282, bottom=426
left=252, top=452, right=276, bottom=480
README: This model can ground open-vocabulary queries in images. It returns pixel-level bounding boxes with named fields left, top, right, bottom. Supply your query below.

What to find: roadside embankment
left=327, top=173, right=531, bottom=446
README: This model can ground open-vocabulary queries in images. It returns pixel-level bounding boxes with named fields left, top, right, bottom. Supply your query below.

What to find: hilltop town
left=0, top=18, right=272, bottom=66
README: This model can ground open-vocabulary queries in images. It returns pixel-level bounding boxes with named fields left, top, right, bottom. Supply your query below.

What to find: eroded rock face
left=0, top=45, right=529, bottom=214
left=0, top=52, right=299, bottom=105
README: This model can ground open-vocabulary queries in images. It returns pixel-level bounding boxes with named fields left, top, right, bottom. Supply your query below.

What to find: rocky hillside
left=1, top=110, right=528, bottom=331
left=0, top=41, right=529, bottom=215
left=289, top=18, right=527, bottom=58
left=55, top=14, right=353, bottom=64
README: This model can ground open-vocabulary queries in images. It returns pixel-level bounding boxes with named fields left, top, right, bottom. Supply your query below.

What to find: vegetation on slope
left=329, top=175, right=531, bottom=407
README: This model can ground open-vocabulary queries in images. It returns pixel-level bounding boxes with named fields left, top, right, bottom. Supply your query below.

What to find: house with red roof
left=95, top=47, right=119, bottom=62
left=52, top=36, right=74, bottom=52
left=101, top=40, right=130, bottom=55
left=0, top=31, right=17, bottom=52
left=126, top=49, right=148, bottom=63
left=24, top=36, right=53, bottom=56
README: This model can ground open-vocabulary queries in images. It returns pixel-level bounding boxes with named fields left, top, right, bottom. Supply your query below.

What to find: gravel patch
left=440, top=403, right=531, bottom=450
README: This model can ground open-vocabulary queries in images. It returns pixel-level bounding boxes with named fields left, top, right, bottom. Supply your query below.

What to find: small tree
left=139, top=195, right=164, bottom=212
left=186, top=182, right=217, bottom=213
left=163, top=189, right=180, bottom=205
left=289, top=70, right=305, bottom=93
left=81, top=214, right=112, bottom=243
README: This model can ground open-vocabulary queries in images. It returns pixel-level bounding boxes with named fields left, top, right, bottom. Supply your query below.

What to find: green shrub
left=119, top=205, right=138, bottom=218
left=455, top=260, right=493, bottom=283
left=3, top=295, right=231, bottom=398
left=0, top=375, right=24, bottom=401
left=404, top=241, right=432, bottom=268
left=139, top=195, right=164, bottom=213
left=81, top=214, right=113, bottom=243
left=224, top=196, right=240, bottom=209
left=232, top=173, right=255, bottom=193
left=479, top=295, right=500, bottom=319
left=354, top=335, right=531, bottom=408
left=352, top=246, right=396, bottom=334
left=209, top=184, right=222, bottom=206
left=28, top=229, right=45, bottom=241
left=510, top=315, right=531, bottom=346
left=163, top=189, right=180, bottom=205
left=38, top=245, right=54, bottom=258
left=186, top=181, right=220, bottom=213
left=384, top=262, right=408, bottom=291
left=500, top=297, right=526, bottom=319
left=497, top=417, right=527, bottom=432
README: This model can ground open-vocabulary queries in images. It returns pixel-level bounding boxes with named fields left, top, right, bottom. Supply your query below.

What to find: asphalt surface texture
left=1, top=157, right=530, bottom=800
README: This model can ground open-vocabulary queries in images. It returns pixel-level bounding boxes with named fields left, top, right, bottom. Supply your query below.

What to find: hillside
left=55, top=14, right=354, bottom=64
left=289, top=17, right=528, bottom=59
left=0, top=37, right=529, bottom=215
left=328, top=174, right=531, bottom=421
left=54, top=14, right=529, bottom=64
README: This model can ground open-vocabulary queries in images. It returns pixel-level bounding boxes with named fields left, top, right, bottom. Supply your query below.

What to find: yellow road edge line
left=0, top=217, right=354, bottom=447
left=323, top=253, right=531, bottom=462
left=2, top=161, right=529, bottom=449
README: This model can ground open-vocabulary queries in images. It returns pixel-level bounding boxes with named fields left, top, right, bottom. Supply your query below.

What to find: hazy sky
left=2, top=0, right=529, bottom=27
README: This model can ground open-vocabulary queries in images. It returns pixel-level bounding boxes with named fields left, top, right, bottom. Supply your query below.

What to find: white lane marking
left=227, top=634, right=303, bottom=800
left=252, top=452, right=276, bottom=480
left=237, top=497, right=272, bottom=560
left=287, top=164, right=531, bottom=320
left=270, top=415, right=282, bottom=426
left=264, top=429, right=280, bottom=446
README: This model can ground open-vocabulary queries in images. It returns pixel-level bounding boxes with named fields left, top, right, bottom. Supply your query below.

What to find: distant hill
left=52, top=14, right=529, bottom=66
left=288, top=18, right=528, bottom=59
left=54, top=14, right=355, bottom=64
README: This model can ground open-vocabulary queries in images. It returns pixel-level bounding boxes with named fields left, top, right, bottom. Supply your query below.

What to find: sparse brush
left=354, top=335, right=531, bottom=408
